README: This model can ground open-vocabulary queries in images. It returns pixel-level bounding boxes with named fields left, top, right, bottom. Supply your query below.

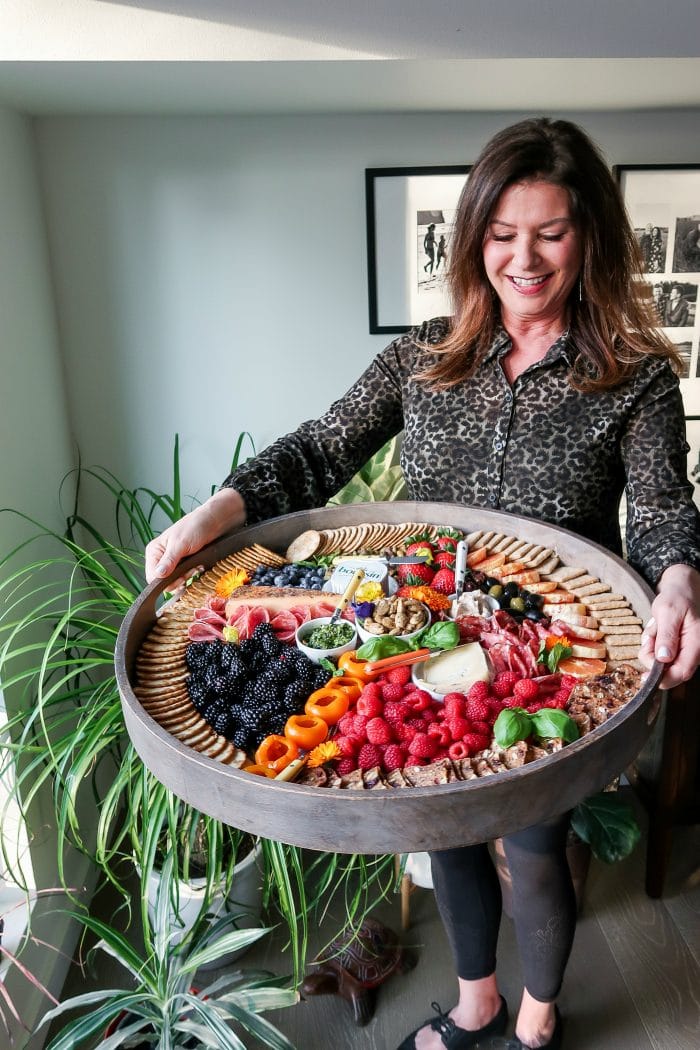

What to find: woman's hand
left=144, top=488, right=246, bottom=584
left=639, top=563, right=700, bottom=688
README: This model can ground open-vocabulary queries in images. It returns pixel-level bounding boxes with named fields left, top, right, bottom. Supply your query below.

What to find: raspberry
left=382, top=682, right=405, bottom=703
left=335, top=735, right=357, bottom=757
left=527, top=703, right=543, bottom=714
left=465, top=697, right=490, bottom=722
left=359, top=681, right=382, bottom=700
left=356, top=690, right=383, bottom=718
left=336, top=757, right=357, bottom=775
left=466, top=680, right=490, bottom=703
left=492, top=671, right=519, bottom=699
left=443, top=693, right=466, bottom=718
left=349, top=714, right=370, bottom=742
left=462, top=732, right=490, bottom=754
left=366, top=717, right=393, bottom=745
left=405, top=755, right=429, bottom=767
left=357, top=743, right=383, bottom=770
left=383, top=701, right=408, bottom=725
left=448, top=740, right=470, bottom=761
left=427, top=723, right=451, bottom=747
left=405, top=689, right=433, bottom=711
left=422, top=708, right=435, bottom=722
left=471, top=720, right=491, bottom=737
left=433, top=748, right=451, bottom=761
left=406, top=717, right=427, bottom=731
left=338, top=712, right=356, bottom=736
left=382, top=744, right=406, bottom=771
left=486, top=700, right=505, bottom=724
left=502, top=695, right=522, bottom=708
left=513, top=678, right=540, bottom=702
left=395, top=722, right=418, bottom=744
left=408, top=732, right=439, bottom=758
left=552, top=689, right=570, bottom=708
left=560, top=674, right=578, bottom=692
left=446, top=716, right=471, bottom=741
left=386, top=665, right=412, bottom=687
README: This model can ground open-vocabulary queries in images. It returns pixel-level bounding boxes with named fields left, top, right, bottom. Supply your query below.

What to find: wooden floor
left=52, top=795, right=700, bottom=1050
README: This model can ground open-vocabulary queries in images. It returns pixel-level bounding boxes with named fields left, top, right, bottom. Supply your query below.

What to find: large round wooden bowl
left=116, top=501, right=662, bottom=854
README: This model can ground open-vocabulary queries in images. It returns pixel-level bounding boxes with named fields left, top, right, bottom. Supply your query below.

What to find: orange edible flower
left=215, top=567, right=250, bottom=598
left=396, top=585, right=450, bottom=612
left=545, top=633, right=571, bottom=650
left=307, top=740, right=342, bottom=768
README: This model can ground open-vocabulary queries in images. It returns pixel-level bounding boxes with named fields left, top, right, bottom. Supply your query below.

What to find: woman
left=146, top=118, right=700, bottom=1049
left=663, top=284, right=690, bottom=327
left=647, top=226, right=664, bottom=273
left=424, top=223, right=437, bottom=274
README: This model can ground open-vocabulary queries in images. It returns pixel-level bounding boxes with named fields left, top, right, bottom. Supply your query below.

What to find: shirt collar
left=485, top=325, right=575, bottom=367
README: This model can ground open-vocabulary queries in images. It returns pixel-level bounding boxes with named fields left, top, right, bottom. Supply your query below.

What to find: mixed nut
left=359, top=596, right=427, bottom=636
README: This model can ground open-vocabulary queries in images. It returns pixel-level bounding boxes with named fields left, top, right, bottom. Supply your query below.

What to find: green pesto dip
left=307, top=621, right=354, bottom=650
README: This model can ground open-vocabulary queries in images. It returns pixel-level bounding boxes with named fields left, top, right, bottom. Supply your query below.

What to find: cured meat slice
left=187, top=620, right=224, bottom=642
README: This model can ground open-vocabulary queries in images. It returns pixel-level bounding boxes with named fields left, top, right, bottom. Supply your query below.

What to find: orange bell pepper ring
left=327, top=675, right=363, bottom=702
left=305, top=686, right=350, bottom=726
left=284, top=713, right=329, bottom=750
left=254, top=734, right=299, bottom=773
left=242, top=762, right=278, bottom=778
left=337, top=651, right=372, bottom=682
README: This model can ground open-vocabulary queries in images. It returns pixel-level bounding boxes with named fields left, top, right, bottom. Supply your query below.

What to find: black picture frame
left=365, top=165, right=470, bottom=335
left=615, top=164, right=700, bottom=415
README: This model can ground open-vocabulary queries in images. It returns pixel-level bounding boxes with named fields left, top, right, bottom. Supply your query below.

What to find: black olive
left=525, top=609, right=544, bottom=622
left=484, top=576, right=500, bottom=589
left=503, top=582, right=520, bottom=599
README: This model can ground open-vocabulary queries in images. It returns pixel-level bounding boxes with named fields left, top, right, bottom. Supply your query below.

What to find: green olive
left=509, top=596, right=526, bottom=613
left=488, top=584, right=504, bottom=599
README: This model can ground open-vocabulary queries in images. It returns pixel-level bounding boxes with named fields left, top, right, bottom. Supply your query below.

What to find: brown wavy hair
left=419, top=117, right=680, bottom=392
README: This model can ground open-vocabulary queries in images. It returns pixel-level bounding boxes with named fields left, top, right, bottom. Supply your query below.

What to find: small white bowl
left=295, top=616, right=357, bottom=664
left=355, top=602, right=430, bottom=645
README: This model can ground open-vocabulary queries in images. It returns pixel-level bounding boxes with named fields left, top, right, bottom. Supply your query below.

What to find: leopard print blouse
left=223, top=317, right=700, bottom=586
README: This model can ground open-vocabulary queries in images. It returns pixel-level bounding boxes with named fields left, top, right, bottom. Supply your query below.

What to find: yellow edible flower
left=215, top=568, right=250, bottom=598
left=307, top=740, right=342, bottom=768
left=355, top=581, right=384, bottom=603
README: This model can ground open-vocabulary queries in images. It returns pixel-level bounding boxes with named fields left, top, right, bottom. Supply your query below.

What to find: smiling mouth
left=509, top=274, right=550, bottom=287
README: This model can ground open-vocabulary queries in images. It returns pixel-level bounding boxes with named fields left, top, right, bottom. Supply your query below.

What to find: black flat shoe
left=396, top=996, right=508, bottom=1050
left=487, top=1005, right=563, bottom=1050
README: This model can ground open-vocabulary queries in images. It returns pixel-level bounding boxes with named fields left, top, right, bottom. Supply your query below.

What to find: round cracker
left=286, top=530, right=322, bottom=562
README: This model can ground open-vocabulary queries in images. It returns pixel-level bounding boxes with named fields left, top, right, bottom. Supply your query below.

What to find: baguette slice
left=570, top=641, right=608, bottom=659
left=543, top=603, right=589, bottom=618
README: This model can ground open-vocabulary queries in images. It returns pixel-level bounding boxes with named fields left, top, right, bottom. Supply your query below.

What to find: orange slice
left=558, top=656, right=608, bottom=678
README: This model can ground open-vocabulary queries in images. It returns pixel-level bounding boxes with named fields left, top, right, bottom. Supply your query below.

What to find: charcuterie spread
left=133, top=522, right=644, bottom=790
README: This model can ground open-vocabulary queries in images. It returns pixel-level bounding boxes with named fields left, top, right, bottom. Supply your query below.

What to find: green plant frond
left=182, top=927, right=269, bottom=973
left=178, top=1011, right=246, bottom=1050
left=215, top=998, right=298, bottom=1049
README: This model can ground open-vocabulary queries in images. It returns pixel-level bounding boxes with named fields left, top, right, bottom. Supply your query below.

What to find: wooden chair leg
left=400, top=873, right=412, bottom=931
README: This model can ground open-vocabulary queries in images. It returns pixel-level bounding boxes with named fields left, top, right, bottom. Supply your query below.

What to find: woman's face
left=482, top=180, right=582, bottom=328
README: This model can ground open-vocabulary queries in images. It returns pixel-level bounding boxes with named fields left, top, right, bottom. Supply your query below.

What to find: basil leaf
left=530, top=708, right=579, bottom=743
left=571, top=792, right=641, bottom=863
left=418, top=620, right=460, bottom=652
left=319, top=657, right=343, bottom=677
left=537, top=639, right=573, bottom=672
left=355, top=636, right=411, bottom=661
left=494, top=708, right=532, bottom=748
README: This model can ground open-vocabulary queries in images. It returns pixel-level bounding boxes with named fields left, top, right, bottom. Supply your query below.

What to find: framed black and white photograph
left=366, top=166, right=470, bottom=334
left=616, top=164, right=700, bottom=417
left=685, top=417, right=700, bottom=507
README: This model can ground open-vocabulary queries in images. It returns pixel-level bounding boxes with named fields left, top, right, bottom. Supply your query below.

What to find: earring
left=578, top=276, right=583, bottom=302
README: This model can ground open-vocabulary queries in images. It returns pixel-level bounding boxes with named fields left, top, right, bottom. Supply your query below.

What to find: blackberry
left=185, top=642, right=211, bottom=673
left=187, top=677, right=211, bottom=713
left=211, top=709, right=233, bottom=737
left=262, top=662, right=291, bottom=685
left=238, top=705, right=268, bottom=733
left=202, top=700, right=226, bottom=725
left=238, top=638, right=257, bottom=664
left=224, top=652, right=248, bottom=682
left=249, top=726, right=272, bottom=750
left=250, top=650, right=268, bottom=675
left=312, top=665, right=332, bottom=690
left=231, top=724, right=254, bottom=752
left=281, top=680, right=307, bottom=713
left=249, top=679, right=281, bottom=706
left=264, top=708, right=288, bottom=735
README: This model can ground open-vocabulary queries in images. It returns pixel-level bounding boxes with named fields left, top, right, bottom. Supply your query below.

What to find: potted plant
left=36, top=854, right=299, bottom=1049
left=0, top=436, right=397, bottom=988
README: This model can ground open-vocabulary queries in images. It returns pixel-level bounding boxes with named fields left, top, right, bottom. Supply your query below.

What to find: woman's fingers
left=640, top=594, right=700, bottom=689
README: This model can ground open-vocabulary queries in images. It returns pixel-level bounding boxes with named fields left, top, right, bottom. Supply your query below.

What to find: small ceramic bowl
left=355, top=602, right=430, bottom=645
left=295, top=616, right=357, bottom=665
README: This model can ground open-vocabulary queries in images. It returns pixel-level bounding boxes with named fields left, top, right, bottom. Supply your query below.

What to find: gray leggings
left=429, top=812, right=576, bottom=1002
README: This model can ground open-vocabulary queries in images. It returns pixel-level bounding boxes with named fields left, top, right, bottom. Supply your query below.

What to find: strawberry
left=431, top=568, right=456, bottom=595
left=382, top=744, right=406, bottom=771
left=513, top=678, right=540, bottom=703
left=405, top=541, right=435, bottom=560
left=336, top=757, right=357, bottom=776
left=436, top=536, right=458, bottom=553
left=386, top=665, right=412, bottom=687
left=357, top=743, right=383, bottom=770
left=408, top=732, right=438, bottom=759
left=396, top=562, right=435, bottom=586
left=465, top=696, right=490, bottom=723
left=366, top=717, right=393, bottom=745
left=434, top=551, right=456, bottom=570
left=382, top=681, right=406, bottom=703
left=492, top=670, right=519, bottom=700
